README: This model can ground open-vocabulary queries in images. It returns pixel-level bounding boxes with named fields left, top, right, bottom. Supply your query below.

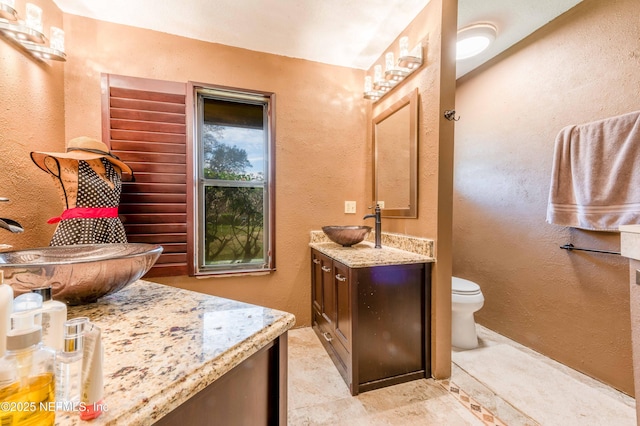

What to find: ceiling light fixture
left=456, top=23, right=497, bottom=61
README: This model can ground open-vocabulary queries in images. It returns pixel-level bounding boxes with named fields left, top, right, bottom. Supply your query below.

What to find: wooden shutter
left=101, top=74, right=189, bottom=277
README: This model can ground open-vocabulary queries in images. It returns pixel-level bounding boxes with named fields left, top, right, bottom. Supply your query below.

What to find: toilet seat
left=452, top=277, right=481, bottom=296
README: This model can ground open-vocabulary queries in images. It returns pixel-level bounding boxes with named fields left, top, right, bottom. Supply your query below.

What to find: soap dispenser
left=0, top=309, right=56, bottom=425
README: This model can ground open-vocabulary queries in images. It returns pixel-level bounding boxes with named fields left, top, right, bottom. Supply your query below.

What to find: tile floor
left=287, top=325, right=636, bottom=425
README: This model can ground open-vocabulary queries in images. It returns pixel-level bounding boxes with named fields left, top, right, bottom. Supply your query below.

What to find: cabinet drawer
left=313, top=309, right=330, bottom=336
left=314, top=313, right=348, bottom=361
left=312, top=320, right=351, bottom=391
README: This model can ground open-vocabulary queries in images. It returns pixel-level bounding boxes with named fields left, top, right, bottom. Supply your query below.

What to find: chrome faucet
left=0, top=197, right=24, bottom=234
left=363, top=204, right=382, bottom=249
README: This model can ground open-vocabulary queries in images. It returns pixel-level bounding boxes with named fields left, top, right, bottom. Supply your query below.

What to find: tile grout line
left=438, top=379, right=508, bottom=426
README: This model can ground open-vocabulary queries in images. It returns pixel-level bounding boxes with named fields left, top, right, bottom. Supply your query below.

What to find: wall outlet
left=344, top=201, right=356, bottom=214
left=377, top=201, right=385, bottom=208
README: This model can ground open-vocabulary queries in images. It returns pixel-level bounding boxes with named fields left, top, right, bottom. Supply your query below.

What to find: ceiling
left=52, top=0, right=584, bottom=78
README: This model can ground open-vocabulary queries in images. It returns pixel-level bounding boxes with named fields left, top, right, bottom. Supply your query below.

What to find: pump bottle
left=0, top=309, right=56, bottom=425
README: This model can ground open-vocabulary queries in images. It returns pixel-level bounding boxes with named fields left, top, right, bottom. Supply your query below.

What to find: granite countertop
left=309, top=231, right=435, bottom=268
left=620, top=225, right=640, bottom=260
left=620, top=225, right=640, bottom=234
left=55, top=280, right=296, bottom=426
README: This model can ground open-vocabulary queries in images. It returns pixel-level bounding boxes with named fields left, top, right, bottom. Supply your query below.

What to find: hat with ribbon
left=30, top=136, right=133, bottom=175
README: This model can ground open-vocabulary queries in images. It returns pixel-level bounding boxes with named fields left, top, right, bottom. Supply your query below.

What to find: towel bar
left=560, top=243, right=620, bottom=256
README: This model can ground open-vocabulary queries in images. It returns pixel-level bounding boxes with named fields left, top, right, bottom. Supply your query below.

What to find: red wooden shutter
left=101, top=74, right=189, bottom=277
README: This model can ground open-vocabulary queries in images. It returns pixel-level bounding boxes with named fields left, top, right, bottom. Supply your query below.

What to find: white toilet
left=451, top=277, right=484, bottom=350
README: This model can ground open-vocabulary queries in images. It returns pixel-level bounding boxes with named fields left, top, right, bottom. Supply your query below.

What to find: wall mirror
left=372, top=88, right=418, bottom=218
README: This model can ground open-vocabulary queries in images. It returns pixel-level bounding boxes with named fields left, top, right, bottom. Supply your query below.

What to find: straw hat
left=31, top=136, right=133, bottom=175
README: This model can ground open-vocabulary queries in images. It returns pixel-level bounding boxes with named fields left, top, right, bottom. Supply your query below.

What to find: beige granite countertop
left=309, top=230, right=434, bottom=268
left=620, top=225, right=640, bottom=260
left=620, top=225, right=640, bottom=234
left=54, top=280, right=296, bottom=426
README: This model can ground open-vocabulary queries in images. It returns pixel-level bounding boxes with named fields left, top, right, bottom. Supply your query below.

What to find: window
left=103, top=75, right=274, bottom=277
left=194, top=86, right=275, bottom=275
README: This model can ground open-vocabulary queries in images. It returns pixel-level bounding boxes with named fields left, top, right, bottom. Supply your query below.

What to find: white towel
left=546, top=111, right=640, bottom=231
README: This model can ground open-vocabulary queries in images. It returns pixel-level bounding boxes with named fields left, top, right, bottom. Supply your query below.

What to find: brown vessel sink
left=322, top=226, right=372, bottom=247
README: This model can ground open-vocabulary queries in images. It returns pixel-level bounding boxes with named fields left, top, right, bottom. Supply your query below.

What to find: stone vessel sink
left=322, top=226, right=372, bottom=247
left=0, top=243, right=163, bottom=305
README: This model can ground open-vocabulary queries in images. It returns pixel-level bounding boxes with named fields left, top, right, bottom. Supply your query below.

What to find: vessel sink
left=322, top=226, right=372, bottom=247
left=0, top=243, right=163, bottom=305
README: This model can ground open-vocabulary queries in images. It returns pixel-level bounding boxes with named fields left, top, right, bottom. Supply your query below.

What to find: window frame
left=188, top=83, right=276, bottom=276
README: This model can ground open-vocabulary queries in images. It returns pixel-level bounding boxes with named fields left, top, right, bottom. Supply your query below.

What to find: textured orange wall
left=0, top=0, right=65, bottom=250
left=60, top=15, right=368, bottom=327
left=454, top=0, right=639, bottom=394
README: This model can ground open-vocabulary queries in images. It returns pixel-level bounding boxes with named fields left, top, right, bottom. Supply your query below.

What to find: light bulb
left=374, top=65, right=382, bottom=83
left=25, top=3, right=42, bottom=32
left=385, top=52, right=394, bottom=72
left=50, top=27, right=64, bottom=52
left=364, top=76, right=373, bottom=93
left=399, top=36, right=409, bottom=58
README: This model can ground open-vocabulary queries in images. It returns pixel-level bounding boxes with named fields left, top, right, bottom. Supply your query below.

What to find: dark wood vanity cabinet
left=311, top=248, right=431, bottom=395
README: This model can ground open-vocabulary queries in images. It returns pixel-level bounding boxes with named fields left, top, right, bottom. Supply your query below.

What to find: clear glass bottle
left=55, top=317, right=85, bottom=411
left=0, top=310, right=56, bottom=426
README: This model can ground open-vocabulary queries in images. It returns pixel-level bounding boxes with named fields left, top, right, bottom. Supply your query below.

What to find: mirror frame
left=372, top=88, right=418, bottom=218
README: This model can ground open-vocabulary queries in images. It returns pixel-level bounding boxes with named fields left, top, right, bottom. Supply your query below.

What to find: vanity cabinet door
left=333, top=260, right=352, bottom=354
left=311, top=250, right=335, bottom=335
left=321, top=256, right=336, bottom=328
left=311, top=251, right=325, bottom=316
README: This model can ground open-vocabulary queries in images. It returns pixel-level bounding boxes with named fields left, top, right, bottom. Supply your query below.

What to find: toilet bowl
left=451, top=277, right=484, bottom=350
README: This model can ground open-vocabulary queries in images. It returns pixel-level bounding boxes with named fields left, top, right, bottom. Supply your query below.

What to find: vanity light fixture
left=0, top=1, right=67, bottom=62
left=456, top=23, right=497, bottom=61
left=363, top=36, right=423, bottom=102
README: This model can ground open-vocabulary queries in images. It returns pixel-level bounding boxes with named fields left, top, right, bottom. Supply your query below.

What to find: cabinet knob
left=322, top=332, right=333, bottom=342
left=321, top=266, right=331, bottom=273
left=335, top=274, right=347, bottom=282
left=313, top=258, right=321, bottom=264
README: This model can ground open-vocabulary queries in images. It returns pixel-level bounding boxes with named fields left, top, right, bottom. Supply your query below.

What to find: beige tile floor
left=287, top=325, right=636, bottom=425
